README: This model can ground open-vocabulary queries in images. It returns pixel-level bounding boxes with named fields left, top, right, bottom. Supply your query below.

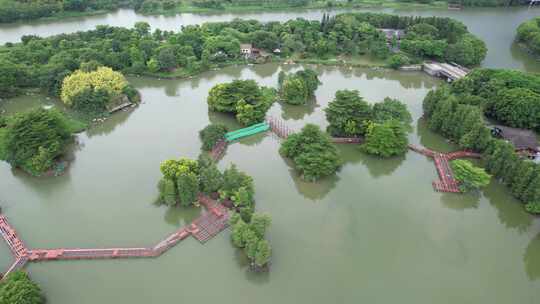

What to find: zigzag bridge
left=2, top=117, right=482, bottom=279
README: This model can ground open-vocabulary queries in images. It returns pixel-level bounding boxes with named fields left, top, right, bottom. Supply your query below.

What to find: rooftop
left=493, top=125, right=539, bottom=151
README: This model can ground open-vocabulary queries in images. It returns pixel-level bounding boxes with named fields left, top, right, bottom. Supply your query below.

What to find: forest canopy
left=0, top=12, right=485, bottom=101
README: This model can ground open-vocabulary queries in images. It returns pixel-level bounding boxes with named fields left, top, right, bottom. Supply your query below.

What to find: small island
left=516, top=16, right=540, bottom=56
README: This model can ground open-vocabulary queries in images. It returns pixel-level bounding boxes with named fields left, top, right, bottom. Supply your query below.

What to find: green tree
left=325, top=90, right=372, bottom=137
left=0, top=271, right=45, bottom=304
left=199, top=162, right=223, bottom=194
left=158, top=178, right=177, bottom=206
left=361, top=120, right=408, bottom=158
left=387, top=53, right=411, bottom=69
left=231, top=218, right=248, bottom=248
left=176, top=172, right=199, bottom=207
left=249, top=213, right=271, bottom=239
left=254, top=239, right=271, bottom=267
left=372, top=97, right=412, bottom=124
left=280, top=124, right=341, bottom=181
left=4, top=108, right=72, bottom=175
left=199, top=124, right=227, bottom=151
left=450, top=159, right=491, bottom=192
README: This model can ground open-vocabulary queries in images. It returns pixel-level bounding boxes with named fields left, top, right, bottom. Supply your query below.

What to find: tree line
left=0, top=12, right=485, bottom=100
left=422, top=69, right=540, bottom=214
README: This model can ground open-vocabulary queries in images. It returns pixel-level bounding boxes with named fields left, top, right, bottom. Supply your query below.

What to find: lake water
left=1, top=7, right=540, bottom=304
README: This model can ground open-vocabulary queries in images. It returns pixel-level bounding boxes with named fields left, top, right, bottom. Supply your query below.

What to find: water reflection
left=162, top=205, right=201, bottom=227
left=279, top=100, right=319, bottom=121
left=524, top=232, right=540, bottom=281
left=483, top=181, right=532, bottom=233
left=85, top=108, right=135, bottom=138
left=281, top=156, right=339, bottom=201
left=441, top=192, right=480, bottom=210
left=359, top=153, right=406, bottom=179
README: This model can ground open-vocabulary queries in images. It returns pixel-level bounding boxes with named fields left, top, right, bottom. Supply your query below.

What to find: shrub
left=199, top=124, right=228, bottom=151
left=280, top=124, right=341, bottom=181
left=325, top=90, right=372, bottom=137
left=4, top=108, right=72, bottom=175
left=451, top=159, right=491, bottom=193
left=361, top=120, right=408, bottom=158
left=387, top=53, right=411, bottom=69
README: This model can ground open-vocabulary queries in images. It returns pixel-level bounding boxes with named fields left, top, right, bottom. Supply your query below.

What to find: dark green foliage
left=372, top=97, right=412, bottom=124
left=230, top=212, right=272, bottom=269
left=0, top=12, right=484, bottom=100
left=422, top=69, right=540, bottom=214
left=280, top=124, right=341, bottom=181
left=199, top=161, right=224, bottom=194
left=70, top=88, right=110, bottom=114
left=325, top=90, right=372, bottom=137
left=4, top=108, right=72, bottom=175
left=220, top=164, right=254, bottom=204
left=445, top=33, right=487, bottom=67
left=361, top=120, right=408, bottom=158
left=158, top=178, right=177, bottom=206
left=177, top=172, right=199, bottom=207
left=207, top=80, right=274, bottom=125
left=279, top=69, right=321, bottom=105
left=451, top=159, right=491, bottom=192
left=199, top=124, right=227, bottom=151
left=516, top=17, right=540, bottom=56
left=0, top=271, right=45, bottom=304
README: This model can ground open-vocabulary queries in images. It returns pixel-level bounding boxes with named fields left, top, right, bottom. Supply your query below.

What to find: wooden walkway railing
left=1, top=194, right=229, bottom=279
left=408, top=144, right=481, bottom=193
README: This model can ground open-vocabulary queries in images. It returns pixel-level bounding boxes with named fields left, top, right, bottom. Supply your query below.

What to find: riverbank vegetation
left=278, top=69, right=320, bottom=105
left=0, top=108, right=82, bottom=176
left=362, top=119, right=408, bottom=157
left=422, top=68, right=540, bottom=213
left=0, top=270, right=45, bottom=304
left=450, top=159, right=491, bottom=192
left=280, top=124, right=341, bottom=181
left=516, top=16, right=540, bottom=57
left=207, top=80, right=275, bottom=125
left=0, top=12, right=485, bottom=102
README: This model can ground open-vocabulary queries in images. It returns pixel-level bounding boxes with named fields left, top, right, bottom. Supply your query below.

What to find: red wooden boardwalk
left=1, top=194, right=229, bottom=279
left=210, top=139, right=228, bottom=161
left=408, top=144, right=481, bottom=193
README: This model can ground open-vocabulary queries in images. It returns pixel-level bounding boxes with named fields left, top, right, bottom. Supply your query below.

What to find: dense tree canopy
left=0, top=12, right=484, bottom=101
left=278, top=69, right=320, bottom=105
left=0, top=271, right=45, bottom=304
left=516, top=17, right=540, bottom=56
left=361, top=120, right=408, bottom=157
left=422, top=71, right=540, bottom=214
left=280, top=124, right=341, bottom=181
left=207, top=80, right=275, bottom=125
left=61, top=66, right=135, bottom=113
left=2, top=108, right=74, bottom=175
left=325, top=90, right=372, bottom=137
left=230, top=212, right=272, bottom=270
left=158, top=157, right=200, bottom=207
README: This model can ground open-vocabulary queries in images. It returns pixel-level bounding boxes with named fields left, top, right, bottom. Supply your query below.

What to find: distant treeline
left=0, top=12, right=485, bottom=99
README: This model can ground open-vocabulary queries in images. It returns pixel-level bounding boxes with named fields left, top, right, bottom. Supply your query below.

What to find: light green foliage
left=4, top=108, right=73, bottom=175
left=280, top=124, right=341, bottom=181
left=249, top=213, right=271, bottom=239
left=361, top=120, right=408, bottom=158
left=445, top=33, right=487, bottom=67
left=451, top=159, right=491, bottom=192
left=231, top=218, right=248, bottom=248
left=254, top=239, right=271, bottom=267
left=243, top=228, right=259, bottom=260
left=325, top=90, right=372, bottom=137
left=60, top=67, right=130, bottom=112
left=0, top=271, right=45, bottom=304
left=158, top=157, right=200, bottom=206
left=199, top=124, right=227, bottom=151
left=525, top=202, right=540, bottom=214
